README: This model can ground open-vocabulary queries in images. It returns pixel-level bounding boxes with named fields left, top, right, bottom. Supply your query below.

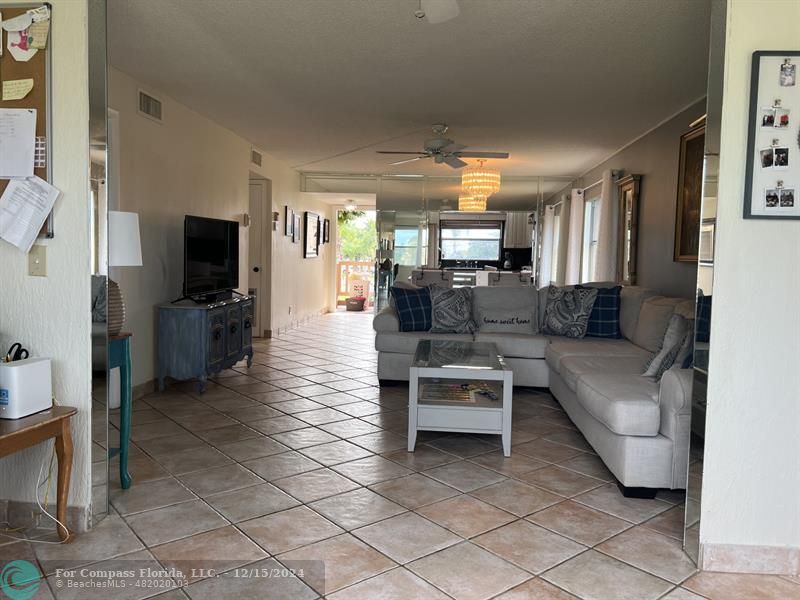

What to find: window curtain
left=564, top=189, right=585, bottom=285
left=591, top=169, right=619, bottom=282
left=539, top=205, right=555, bottom=286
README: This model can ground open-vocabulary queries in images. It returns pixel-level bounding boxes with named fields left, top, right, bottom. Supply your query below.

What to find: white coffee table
left=408, top=340, right=513, bottom=456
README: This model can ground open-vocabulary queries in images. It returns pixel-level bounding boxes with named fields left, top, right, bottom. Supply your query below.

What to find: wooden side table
left=109, top=333, right=132, bottom=489
left=0, top=406, right=78, bottom=541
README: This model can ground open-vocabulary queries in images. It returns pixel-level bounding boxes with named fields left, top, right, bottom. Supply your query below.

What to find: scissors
left=6, top=343, right=29, bottom=362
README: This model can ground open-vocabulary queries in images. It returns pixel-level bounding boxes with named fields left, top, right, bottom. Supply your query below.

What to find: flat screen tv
left=184, top=215, right=239, bottom=298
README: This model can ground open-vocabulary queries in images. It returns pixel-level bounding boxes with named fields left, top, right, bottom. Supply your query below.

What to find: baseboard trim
left=3, top=500, right=90, bottom=535
left=133, top=379, right=157, bottom=401
left=701, top=542, right=800, bottom=575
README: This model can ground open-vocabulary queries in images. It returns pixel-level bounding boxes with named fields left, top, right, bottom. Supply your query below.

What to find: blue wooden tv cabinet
left=158, top=296, right=254, bottom=393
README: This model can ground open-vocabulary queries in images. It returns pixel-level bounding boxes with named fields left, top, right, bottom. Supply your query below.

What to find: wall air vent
left=138, top=90, right=163, bottom=122
left=251, top=149, right=263, bottom=166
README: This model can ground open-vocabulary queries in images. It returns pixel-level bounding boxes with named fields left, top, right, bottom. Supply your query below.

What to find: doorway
left=335, top=208, right=377, bottom=311
left=249, top=177, right=271, bottom=336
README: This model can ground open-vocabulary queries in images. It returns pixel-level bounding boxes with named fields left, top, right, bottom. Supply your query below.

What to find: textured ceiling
left=108, top=0, right=711, bottom=178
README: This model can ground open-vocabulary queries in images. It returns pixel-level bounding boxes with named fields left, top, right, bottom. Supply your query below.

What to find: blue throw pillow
left=391, top=286, right=432, bottom=332
left=696, top=293, right=712, bottom=343
left=578, top=285, right=622, bottom=338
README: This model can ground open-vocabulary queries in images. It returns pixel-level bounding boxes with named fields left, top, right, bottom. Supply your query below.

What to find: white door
left=249, top=180, right=270, bottom=337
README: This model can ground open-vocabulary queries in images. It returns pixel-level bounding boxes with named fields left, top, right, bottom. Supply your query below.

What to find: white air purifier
left=0, top=358, right=53, bottom=419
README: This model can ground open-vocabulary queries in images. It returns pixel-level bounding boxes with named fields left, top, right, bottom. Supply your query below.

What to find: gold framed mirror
left=616, top=174, right=640, bottom=285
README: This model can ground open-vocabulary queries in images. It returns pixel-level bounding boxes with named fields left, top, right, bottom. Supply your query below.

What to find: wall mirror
left=616, top=174, right=640, bottom=285
left=684, top=0, right=726, bottom=565
left=89, top=0, right=110, bottom=525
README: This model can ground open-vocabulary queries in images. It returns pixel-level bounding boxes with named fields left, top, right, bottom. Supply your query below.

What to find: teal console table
left=109, top=332, right=132, bottom=489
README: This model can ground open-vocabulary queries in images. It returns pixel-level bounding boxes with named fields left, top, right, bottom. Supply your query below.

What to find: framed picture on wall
left=674, top=125, right=706, bottom=262
left=616, top=174, right=641, bottom=286
left=292, top=213, right=301, bottom=243
left=304, top=211, right=320, bottom=258
left=284, top=206, right=293, bottom=236
left=744, top=51, right=800, bottom=219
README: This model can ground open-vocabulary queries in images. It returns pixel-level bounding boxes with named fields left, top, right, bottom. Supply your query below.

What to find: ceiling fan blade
left=376, top=151, right=426, bottom=155
left=443, top=155, right=468, bottom=169
left=390, top=156, right=427, bottom=166
left=422, top=0, right=460, bottom=24
left=440, top=142, right=466, bottom=153
left=455, top=151, right=510, bottom=159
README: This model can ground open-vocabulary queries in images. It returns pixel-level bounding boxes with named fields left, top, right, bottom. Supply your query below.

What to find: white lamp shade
left=109, top=211, right=142, bottom=267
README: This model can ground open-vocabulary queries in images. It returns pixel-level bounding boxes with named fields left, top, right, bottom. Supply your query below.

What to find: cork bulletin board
left=0, top=3, right=53, bottom=236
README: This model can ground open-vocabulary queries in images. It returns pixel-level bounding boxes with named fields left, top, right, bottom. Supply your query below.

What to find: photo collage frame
left=744, top=52, right=800, bottom=219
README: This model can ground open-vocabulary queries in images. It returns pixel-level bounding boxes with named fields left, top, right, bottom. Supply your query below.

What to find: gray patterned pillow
left=429, top=285, right=477, bottom=334
left=643, top=314, right=689, bottom=378
left=542, top=286, right=599, bottom=338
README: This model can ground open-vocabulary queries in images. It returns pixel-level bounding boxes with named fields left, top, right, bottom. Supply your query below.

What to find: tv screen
left=184, top=215, right=239, bottom=297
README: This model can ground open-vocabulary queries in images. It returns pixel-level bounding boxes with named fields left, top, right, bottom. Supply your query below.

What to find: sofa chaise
left=373, top=284, right=694, bottom=496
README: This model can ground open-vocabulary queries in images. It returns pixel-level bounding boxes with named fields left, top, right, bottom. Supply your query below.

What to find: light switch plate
left=28, top=245, right=46, bottom=277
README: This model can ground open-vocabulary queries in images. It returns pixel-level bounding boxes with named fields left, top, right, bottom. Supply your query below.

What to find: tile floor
left=5, top=311, right=799, bottom=599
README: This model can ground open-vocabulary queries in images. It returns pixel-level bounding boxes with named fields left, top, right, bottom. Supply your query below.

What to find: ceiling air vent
left=138, top=90, right=162, bottom=122
left=251, top=149, right=263, bottom=166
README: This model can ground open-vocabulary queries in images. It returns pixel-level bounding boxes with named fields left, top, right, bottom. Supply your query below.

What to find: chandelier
left=462, top=159, right=501, bottom=199
left=458, top=194, right=487, bottom=212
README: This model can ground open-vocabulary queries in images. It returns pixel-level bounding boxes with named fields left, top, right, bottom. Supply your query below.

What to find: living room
left=0, top=1, right=798, bottom=599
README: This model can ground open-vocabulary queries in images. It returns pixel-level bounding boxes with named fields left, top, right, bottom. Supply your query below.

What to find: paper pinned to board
left=2, top=79, right=34, bottom=101
left=28, top=19, right=49, bottom=49
left=0, top=176, right=60, bottom=252
left=7, top=29, right=38, bottom=62
left=2, top=12, right=32, bottom=32
left=0, top=13, right=3, bottom=56
left=0, top=108, right=36, bottom=178
left=26, top=6, right=50, bottom=23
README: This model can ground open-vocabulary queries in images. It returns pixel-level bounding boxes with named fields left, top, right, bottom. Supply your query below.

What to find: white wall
left=0, top=1, right=91, bottom=515
left=110, top=68, right=333, bottom=387
left=701, top=0, right=800, bottom=561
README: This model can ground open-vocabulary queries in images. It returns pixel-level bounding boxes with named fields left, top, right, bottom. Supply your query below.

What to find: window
left=440, top=221, right=502, bottom=262
left=581, top=195, right=601, bottom=282
left=394, top=226, right=428, bottom=266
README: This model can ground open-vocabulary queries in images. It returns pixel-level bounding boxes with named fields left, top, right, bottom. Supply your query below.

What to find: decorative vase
left=107, top=279, right=125, bottom=337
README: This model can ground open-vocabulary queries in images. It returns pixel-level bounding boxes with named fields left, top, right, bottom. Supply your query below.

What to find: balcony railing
left=336, top=261, right=374, bottom=305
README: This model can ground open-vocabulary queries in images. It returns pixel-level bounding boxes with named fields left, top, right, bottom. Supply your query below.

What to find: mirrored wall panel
left=89, top=0, right=109, bottom=525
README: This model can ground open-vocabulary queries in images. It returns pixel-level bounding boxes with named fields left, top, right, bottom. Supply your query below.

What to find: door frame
left=249, top=176, right=271, bottom=337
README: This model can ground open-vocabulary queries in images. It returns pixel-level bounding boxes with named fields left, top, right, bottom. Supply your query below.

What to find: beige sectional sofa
left=373, top=284, right=694, bottom=495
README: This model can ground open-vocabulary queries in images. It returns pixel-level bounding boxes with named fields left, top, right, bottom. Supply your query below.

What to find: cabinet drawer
left=207, top=309, right=225, bottom=365
left=241, top=300, right=254, bottom=348
left=226, top=305, right=243, bottom=358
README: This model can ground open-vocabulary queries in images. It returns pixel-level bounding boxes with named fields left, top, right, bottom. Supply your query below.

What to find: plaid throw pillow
left=696, top=293, right=712, bottom=343
left=578, top=285, right=622, bottom=338
left=391, top=286, right=432, bottom=332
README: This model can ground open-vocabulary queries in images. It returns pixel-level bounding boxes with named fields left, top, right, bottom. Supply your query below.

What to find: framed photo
left=616, top=174, right=641, bottom=286
left=674, top=125, right=705, bottom=262
left=743, top=51, right=800, bottom=219
left=292, top=213, right=301, bottom=243
left=284, top=206, right=293, bottom=236
left=699, top=219, right=715, bottom=264
left=303, top=211, right=320, bottom=258
left=323, top=218, right=330, bottom=243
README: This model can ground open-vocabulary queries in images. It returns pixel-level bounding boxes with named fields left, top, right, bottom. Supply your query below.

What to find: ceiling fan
left=377, top=123, right=510, bottom=169
left=414, top=0, right=460, bottom=24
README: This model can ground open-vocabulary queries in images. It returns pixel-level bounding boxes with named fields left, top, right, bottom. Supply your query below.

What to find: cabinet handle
left=230, top=323, right=239, bottom=334
left=212, top=327, right=223, bottom=341
left=244, top=320, right=252, bottom=329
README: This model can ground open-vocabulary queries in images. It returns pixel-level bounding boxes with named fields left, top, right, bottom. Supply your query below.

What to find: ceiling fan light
left=462, top=160, right=501, bottom=198
left=458, top=195, right=487, bottom=212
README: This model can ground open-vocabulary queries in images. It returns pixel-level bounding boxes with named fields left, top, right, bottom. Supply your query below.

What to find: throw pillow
left=391, top=285, right=432, bottom=332
left=429, top=285, right=477, bottom=334
left=676, top=320, right=695, bottom=369
left=578, top=285, right=622, bottom=338
left=696, top=293, right=712, bottom=343
left=542, top=286, right=599, bottom=338
left=478, top=309, right=536, bottom=334
left=643, top=313, right=689, bottom=378
left=388, top=280, right=421, bottom=308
